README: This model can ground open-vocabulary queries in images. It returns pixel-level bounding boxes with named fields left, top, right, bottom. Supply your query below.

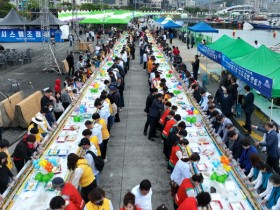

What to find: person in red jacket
left=52, top=177, right=85, bottom=210
left=119, top=192, right=141, bottom=210
left=162, top=114, right=181, bottom=160
left=159, top=102, right=172, bottom=126
left=54, top=79, right=61, bottom=93
left=174, top=173, right=204, bottom=209
left=49, top=196, right=78, bottom=210
left=178, top=192, right=211, bottom=210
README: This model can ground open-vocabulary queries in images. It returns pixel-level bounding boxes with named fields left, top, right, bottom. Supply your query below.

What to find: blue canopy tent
left=188, top=22, right=219, bottom=33
left=155, top=17, right=165, bottom=23
left=161, top=20, right=182, bottom=29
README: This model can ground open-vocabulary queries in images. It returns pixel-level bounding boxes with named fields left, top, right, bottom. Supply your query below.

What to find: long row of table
left=1, top=34, right=128, bottom=210
left=147, top=33, right=265, bottom=210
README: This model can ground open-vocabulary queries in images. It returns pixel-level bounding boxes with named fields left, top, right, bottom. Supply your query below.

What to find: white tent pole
left=270, top=99, right=273, bottom=121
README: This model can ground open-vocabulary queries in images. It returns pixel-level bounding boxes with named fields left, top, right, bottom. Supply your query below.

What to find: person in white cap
left=28, top=115, right=45, bottom=142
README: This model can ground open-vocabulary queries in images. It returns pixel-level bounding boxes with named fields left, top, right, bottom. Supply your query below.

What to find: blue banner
left=198, top=44, right=222, bottom=64
left=222, top=55, right=273, bottom=99
left=0, top=29, right=61, bottom=42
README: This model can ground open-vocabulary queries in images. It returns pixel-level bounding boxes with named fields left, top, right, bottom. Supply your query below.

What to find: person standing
left=143, top=51, right=148, bottom=70
left=177, top=192, right=211, bottom=210
left=148, top=93, right=164, bottom=141
left=191, top=55, right=199, bottom=80
left=190, top=34, right=195, bottom=48
left=52, top=177, right=85, bottom=210
left=239, top=138, right=258, bottom=175
left=66, top=51, right=75, bottom=76
left=0, top=152, right=16, bottom=194
left=67, top=153, right=96, bottom=203
left=186, top=34, right=190, bottom=49
left=131, top=179, right=152, bottom=210
left=169, top=32, right=174, bottom=44
left=120, top=192, right=141, bottom=210
left=85, top=187, right=113, bottom=210
left=143, top=88, right=158, bottom=136
left=253, top=122, right=280, bottom=174
left=242, top=85, right=254, bottom=134
left=90, top=30, right=95, bottom=42
left=68, top=34, right=74, bottom=47
left=86, top=31, right=90, bottom=42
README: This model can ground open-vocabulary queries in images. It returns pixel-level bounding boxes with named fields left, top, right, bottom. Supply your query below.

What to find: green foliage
left=184, top=7, right=208, bottom=14
left=0, top=0, right=15, bottom=18
left=80, top=3, right=110, bottom=11
left=26, top=0, right=40, bottom=10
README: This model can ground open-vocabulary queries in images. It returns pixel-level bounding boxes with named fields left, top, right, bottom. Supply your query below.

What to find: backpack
left=86, top=150, right=104, bottom=171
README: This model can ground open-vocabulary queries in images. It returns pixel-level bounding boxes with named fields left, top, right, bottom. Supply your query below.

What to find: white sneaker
left=119, top=108, right=123, bottom=112
left=104, top=158, right=107, bottom=162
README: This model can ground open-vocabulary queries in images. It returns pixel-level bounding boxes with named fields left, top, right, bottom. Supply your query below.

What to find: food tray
left=44, top=181, right=54, bottom=191
left=67, top=134, right=77, bottom=141
left=52, top=164, right=62, bottom=174
left=197, top=163, right=208, bottom=171
left=210, top=200, right=223, bottom=210
left=63, top=125, right=80, bottom=130
left=24, top=180, right=39, bottom=191
left=229, top=202, right=245, bottom=210
left=58, top=149, right=68, bottom=156
left=56, top=136, right=66, bottom=143
left=48, top=149, right=60, bottom=156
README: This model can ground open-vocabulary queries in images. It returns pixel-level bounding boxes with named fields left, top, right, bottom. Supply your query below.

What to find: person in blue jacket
left=239, top=138, right=258, bottom=175
left=261, top=173, right=280, bottom=209
left=253, top=122, right=280, bottom=174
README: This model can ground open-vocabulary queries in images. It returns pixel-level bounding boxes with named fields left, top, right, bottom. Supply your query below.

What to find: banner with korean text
left=222, top=55, right=273, bottom=99
left=0, top=29, right=61, bottom=42
left=198, top=43, right=222, bottom=64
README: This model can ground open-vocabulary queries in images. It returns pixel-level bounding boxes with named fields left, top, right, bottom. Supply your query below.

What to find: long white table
left=148, top=34, right=264, bottom=210
left=2, top=35, right=127, bottom=210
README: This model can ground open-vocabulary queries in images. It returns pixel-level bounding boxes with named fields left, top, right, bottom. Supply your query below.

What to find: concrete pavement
left=99, top=52, right=173, bottom=209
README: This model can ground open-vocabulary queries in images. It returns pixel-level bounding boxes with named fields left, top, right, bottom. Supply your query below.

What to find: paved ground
left=100, top=50, right=172, bottom=209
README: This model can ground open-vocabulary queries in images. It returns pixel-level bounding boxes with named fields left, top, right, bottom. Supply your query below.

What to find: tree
left=0, top=0, right=15, bottom=18
left=80, top=3, right=96, bottom=11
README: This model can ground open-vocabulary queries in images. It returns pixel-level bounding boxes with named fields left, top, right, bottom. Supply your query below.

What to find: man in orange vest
left=174, top=174, right=204, bottom=209
left=178, top=192, right=211, bottom=210
left=52, top=177, right=85, bottom=210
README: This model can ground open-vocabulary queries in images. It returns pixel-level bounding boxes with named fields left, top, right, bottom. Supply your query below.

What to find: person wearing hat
left=28, top=116, right=45, bottom=142
left=0, top=152, right=16, bottom=193
left=41, top=88, right=54, bottom=110
left=92, top=113, right=110, bottom=162
left=52, top=177, right=85, bottom=210
left=36, top=107, right=53, bottom=135
left=78, top=138, right=100, bottom=183
left=13, top=135, right=37, bottom=172
left=0, top=139, right=13, bottom=170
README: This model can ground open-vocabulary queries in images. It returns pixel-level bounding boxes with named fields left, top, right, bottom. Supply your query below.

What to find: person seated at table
left=49, top=195, right=78, bottom=210
left=85, top=187, right=113, bottom=210
left=120, top=192, right=141, bottom=210
left=0, top=152, right=16, bottom=194
left=171, top=153, right=200, bottom=186
left=67, top=153, right=97, bottom=203
left=239, top=138, right=258, bottom=175
left=174, top=173, right=204, bottom=209
left=12, top=134, right=37, bottom=172
left=177, top=192, right=211, bottom=210
left=252, top=162, right=273, bottom=193
left=260, top=173, right=280, bottom=209
left=0, top=139, right=13, bottom=170
left=52, top=177, right=85, bottom=210
left=245, top=153, right=262, bottom=182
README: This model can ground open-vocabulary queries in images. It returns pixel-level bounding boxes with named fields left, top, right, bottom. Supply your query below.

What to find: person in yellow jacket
left=85, top=187, right=113, bottom=210
left=92, top=113, right=110, bottom=162
left=67, top=153, right=97, bottom=203
left=82, top=129, right=101, bottom=156
left=28, top=116, right=45, bottom=142
left=0, top=139, right=13, bottom=170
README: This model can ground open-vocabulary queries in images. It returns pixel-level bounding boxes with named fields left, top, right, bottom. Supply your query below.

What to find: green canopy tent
left=206, top=35, right=235, bottom=52
left=232, top=45, right=280, bottom=98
